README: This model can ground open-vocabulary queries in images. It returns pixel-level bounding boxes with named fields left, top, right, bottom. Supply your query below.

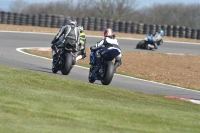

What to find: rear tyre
left=101, top=61, right=114, bottom=85
left=61, top=52, right=73, bottom=75
left=136, top=40, right=145, bottom=49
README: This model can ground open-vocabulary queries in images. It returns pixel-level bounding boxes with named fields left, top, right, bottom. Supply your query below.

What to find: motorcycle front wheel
left=52, top=62, right=58, bottom=73
left=52, top=50, right=58, bottom=73
left=101, top=61, right=114, bottom=85
left=88, top=67, right=95, bottom=83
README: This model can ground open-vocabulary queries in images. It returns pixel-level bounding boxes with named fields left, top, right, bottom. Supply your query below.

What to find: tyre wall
left=1, top=11, right=200, bottom=39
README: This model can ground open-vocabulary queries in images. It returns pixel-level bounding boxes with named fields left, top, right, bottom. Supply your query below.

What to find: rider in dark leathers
left=51, top=18, right=80, bottom=59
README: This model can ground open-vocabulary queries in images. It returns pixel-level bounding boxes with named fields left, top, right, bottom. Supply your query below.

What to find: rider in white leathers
left=90, top=28, right=122, bottom=72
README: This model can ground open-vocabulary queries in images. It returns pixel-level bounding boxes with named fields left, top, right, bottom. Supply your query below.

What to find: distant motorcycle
left=136, top=34, right=162, bottom=50
left=52, top=39, right=83, bottom=75
left=88, top=46, right=120, bottom=85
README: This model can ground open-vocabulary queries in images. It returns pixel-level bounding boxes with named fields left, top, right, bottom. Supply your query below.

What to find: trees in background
left=9, top=0, right=200, bottom=29
left=9, top=0, right=27, bottom=13
left=138, top=3, right=200, bottom=29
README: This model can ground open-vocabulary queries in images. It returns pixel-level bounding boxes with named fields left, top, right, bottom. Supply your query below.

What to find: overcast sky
left=0, top=0, right=200, bottom=11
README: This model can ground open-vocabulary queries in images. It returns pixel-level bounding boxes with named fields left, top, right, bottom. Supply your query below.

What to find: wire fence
left=1, top=11, right=200, bottom=40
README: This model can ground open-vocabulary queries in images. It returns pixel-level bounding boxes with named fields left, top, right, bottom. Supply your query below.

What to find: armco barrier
left=1, top=11, right=200, bottom=40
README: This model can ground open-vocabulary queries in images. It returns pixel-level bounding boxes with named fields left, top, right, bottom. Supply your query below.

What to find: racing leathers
left=79, top=29, right=86, bottom=58
left=91, top=37, right=122, bottom=72
left=51, top=24, right=80, bottom=58
left=148, top=32, right=164, bottom=49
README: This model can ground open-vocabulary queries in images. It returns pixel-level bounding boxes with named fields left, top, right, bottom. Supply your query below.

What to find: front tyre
left=101, top=61, right=114, bottom=85
left=88, top=67, right=95, bottom=83
left=52, top=63, right=58, bottom=73
left=52, top=50, right=58, bottom=73
left=61, top=52, right=73, bottom=75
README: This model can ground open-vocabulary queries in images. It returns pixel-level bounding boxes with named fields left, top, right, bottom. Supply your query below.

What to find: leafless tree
left=74, top=0, right=94, bottom=17
left=9, top=0, right=28, bottom=13
left=91, top=0, right=138, bottom=20
left=8, top=0, right=200, bottom=29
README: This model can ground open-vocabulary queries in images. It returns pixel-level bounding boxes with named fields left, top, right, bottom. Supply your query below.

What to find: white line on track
left=166, top=53, right=199, bottom=55
left=5, top=29, right=200, bottom=106
left=16, top=46, right=200, bottom=94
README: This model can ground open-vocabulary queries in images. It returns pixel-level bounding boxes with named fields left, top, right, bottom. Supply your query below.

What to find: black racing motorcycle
left=52, top=38, right=82, bottom=75
left=88, top=46, right=120, bottom=85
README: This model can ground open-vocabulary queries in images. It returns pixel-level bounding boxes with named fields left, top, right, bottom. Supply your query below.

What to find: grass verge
left=0, top=64, right=200, bottom=133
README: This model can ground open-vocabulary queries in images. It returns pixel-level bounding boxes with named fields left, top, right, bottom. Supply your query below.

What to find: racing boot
left=154, top=43, right=158, bottom=49
left=81, top=49, right=86, bottom=59
left=114, top=60, right=122, bottom=72
left=147, top=44, right=154, bottom=50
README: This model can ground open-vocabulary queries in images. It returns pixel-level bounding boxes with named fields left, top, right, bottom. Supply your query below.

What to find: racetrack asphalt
left=1, top=31, right=200, bottom=100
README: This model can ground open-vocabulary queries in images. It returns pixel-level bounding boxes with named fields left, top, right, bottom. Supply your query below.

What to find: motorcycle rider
left=90, top=28, right=122, bottom=72
left=147, top=29, right=164, bottom=49
left=51, top=18, right=80, bottom=59
left=78, top=25, right=86, bottom=59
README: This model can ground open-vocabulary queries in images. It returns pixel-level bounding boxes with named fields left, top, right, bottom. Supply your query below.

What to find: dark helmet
left=68, top=18, right=77, bottom=26
left=104, top=28, right=115, bottom=38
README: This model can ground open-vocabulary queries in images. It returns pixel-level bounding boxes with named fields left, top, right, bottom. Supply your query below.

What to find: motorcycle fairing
left=146, top=35, right=153, bottom=42
left=101, top=47, right=120, bottom=61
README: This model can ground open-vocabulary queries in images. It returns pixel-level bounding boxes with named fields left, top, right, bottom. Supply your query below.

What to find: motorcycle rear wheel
left=101, top=61, right=114, bottom=85
left=61, top=52, right=73, bottom=75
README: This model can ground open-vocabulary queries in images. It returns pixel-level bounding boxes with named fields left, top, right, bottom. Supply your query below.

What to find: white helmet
left=78, top=25, right=84, bottom=31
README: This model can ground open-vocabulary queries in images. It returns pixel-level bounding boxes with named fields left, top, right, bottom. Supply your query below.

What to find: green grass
left=0, top=65, right=200, bottom=133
